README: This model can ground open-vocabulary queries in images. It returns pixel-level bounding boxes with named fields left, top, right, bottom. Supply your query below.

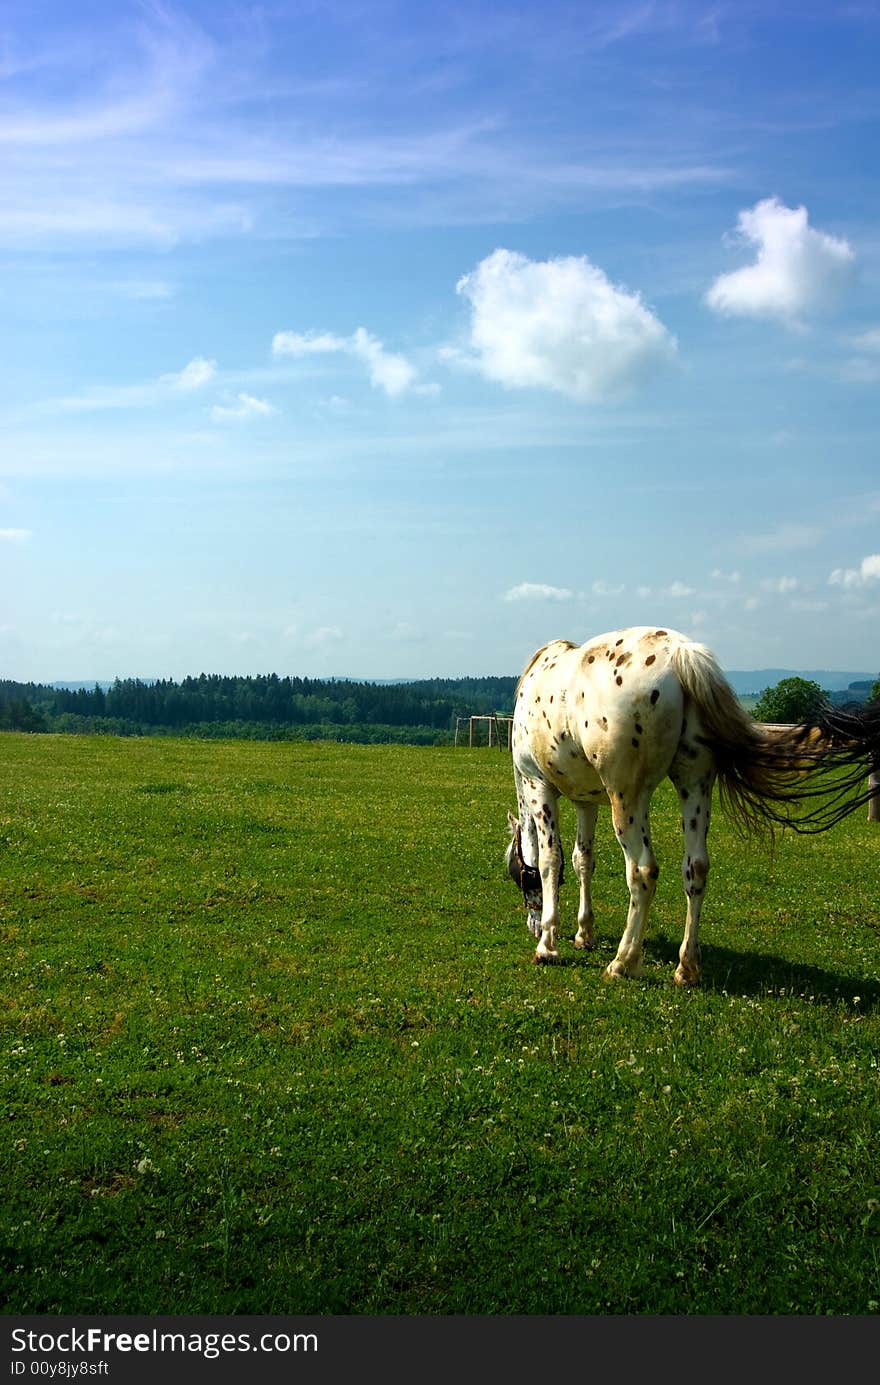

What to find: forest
left=0, top=672, right=518, bottom=743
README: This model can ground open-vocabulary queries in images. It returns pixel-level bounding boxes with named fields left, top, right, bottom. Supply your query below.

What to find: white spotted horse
left=506, top=627, right=876, bottom=986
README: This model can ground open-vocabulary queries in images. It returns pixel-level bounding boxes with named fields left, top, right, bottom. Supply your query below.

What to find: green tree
left=0, top=698, right=47, bottom=732
left=752, top=677, right=827, bottom=724
left=870, top=675, right=880, bottom=704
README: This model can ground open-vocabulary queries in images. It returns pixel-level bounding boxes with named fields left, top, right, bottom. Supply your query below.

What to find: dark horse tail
left=767, top=700, right=880, bottom=831
left=671, top=639, right=878, bottom=835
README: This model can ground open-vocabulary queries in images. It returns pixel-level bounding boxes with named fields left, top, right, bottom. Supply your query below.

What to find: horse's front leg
left=606, top=794, right=658, bottom=980
left=670, top=767, right=715, bottom=987
left=533, top=790, right=563, bottom=962
left=572, top=801, right=599, bottom=950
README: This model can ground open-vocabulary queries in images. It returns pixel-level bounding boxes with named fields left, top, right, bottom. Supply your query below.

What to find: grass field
left=1, top=731, right=878, bottom=1315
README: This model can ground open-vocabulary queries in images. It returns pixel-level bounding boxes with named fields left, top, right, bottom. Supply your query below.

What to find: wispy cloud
left=836, top=356, right=880, bottom=384
left=0, top=528, right=32, bottom=543
left=210, top=393, right=276, bottom=422
left=0, top=3, right=736, bottom=253
left=633, top=579, right=696, bottom=599
left=0, top=13, right=211, bottom=148
left=849, top=326, right=880, bottom=353
left=162, top=357, right=218, bottom=391
left=112, top=280, right=174, bottom=301
left=45, top=358, right=220, bottom=414
left=272, top=327, right=423, bottom=398
left=761, top=576, right=799, bottom=594
left=303, top=625, right=344, bottom=648
left=739, top=522, right=820, bottom=554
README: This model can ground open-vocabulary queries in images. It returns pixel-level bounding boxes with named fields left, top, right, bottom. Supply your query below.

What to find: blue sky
left=2, top=0, right=879, bottom=682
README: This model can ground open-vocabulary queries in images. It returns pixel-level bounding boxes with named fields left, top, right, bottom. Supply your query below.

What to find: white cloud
left=163, top=356, right=218, bottom=391
left=452, top=248, right=676, bottom=402
left=630, top=579, right=694, bottom=599
left=711, top=568, right=740, bottom=583
left=503, top=582, right=573, bottom=603
left=761, top=576, right=799, bottom=594
left=272, top=331, right=348, bottom=357
left=592, top=579, right=624, bottom=597
left=706, top=197, right=856, bottom=326
left=829, top=553, right=880, bottom=588
left=0, top=528, right=31, bottom=543
left=272, top=327, right=420, bottom=398
left=210, top=392, right=276, bottom=421
left=350, top=327, right=417, bottom=398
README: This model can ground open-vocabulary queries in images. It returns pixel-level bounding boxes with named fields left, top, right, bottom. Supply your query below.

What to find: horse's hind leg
left=606, top=793, right=658, bottom=980
left=669, top=765, right=715, bottom=987
left=572, top=802, right=599, bottom=950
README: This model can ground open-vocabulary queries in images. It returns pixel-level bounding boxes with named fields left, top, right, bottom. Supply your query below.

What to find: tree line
left=0, top=673, right=519, bottom=742
left=1, top=670, right=876, bottom=743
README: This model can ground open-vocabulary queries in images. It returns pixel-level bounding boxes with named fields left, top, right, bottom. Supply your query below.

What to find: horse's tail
left=766, top=699, right=880, bottom=830
left=802, top=699, right=880, bottom=764
left=669, top=639, right=875, bottom=835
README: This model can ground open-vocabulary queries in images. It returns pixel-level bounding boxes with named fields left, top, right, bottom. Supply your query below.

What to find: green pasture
left=1, top=732, right=878, bottom=1315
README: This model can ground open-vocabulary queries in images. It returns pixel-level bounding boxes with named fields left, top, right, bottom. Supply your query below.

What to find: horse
left=505, top=627, right=875, bottom=986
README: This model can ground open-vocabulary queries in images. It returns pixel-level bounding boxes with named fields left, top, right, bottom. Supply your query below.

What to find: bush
left=752, top=677, right=827, bottom=724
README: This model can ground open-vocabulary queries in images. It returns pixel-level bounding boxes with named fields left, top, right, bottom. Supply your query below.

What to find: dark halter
left=508, top=822, right=561, bottom=893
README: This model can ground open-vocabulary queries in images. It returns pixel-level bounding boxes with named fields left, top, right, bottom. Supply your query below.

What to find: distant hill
left=39, top=670, right=879, bottom=696
left=724, top=669, right=877, bottom=695
left=50, top=681, right=116, bottom=691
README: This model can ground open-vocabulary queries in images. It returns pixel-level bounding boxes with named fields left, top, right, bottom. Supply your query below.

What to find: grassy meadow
left=1, top=731, right=878, bottom=1315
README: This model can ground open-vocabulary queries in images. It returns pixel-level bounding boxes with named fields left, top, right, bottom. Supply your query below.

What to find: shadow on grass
left=645, top=934, right=879, bottom=1010
left=505, top=915, right=877, bottom=1009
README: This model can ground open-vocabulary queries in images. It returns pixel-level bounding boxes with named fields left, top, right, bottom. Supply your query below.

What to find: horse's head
left=506, top=811, right=544, bottom=937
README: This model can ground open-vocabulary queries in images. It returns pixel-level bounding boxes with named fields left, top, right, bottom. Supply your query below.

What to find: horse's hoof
left=604, top=960, right=640, bottom=980
left=674, top=966, right=700, bottom=987
left=573, top=936, right=595, bottom=951
left=533, top=950, right=560, bottom=964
